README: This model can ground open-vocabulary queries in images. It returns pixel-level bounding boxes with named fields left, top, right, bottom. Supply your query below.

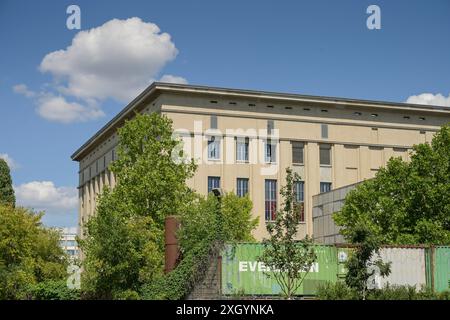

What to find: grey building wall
left=312, top=182, right=361, bottom=244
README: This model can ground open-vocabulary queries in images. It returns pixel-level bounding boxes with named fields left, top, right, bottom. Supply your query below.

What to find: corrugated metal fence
left=221, top=244, right=450, bottom=296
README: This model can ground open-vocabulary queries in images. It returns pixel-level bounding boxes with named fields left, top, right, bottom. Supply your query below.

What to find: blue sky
left=0, top=0, right=449, bottom=228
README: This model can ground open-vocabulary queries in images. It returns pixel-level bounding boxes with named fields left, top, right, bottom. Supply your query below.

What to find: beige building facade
left=72, top=83, right=450, bottom=240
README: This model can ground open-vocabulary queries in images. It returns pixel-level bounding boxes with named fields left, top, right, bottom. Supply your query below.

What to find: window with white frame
left=294, top=181, right=305, bottom=222
left=265, top=179, right=277, bottom=221
left=236, top=178, right=249, bottom=197
left=208, top=176, right=221, bottom=194
left=207, top=136, right=220, bottom=160
left=320, top=182, right=332, bottom=193
left=265, top=139, right=277, bottom=163
left=236, top=137, right=249, bottom=162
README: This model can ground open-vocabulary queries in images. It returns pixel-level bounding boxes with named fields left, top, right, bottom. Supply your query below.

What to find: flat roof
left=71, top=82, right=450, bottom=161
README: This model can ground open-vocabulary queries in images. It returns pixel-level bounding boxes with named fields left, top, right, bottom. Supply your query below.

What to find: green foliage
left=79, top=189, right=164, bottom=299
left=26, top=280, right=80, bottom=300
left=80, top=113, right=197, bottom=299
left=0, top=204, right=68, bottom=299
left=317, top=282, right=450, bottom=300
left=334, top=124, right=450, bottom=245
left=258, top=168, right=317, bottom=299
left=0, top=159, right=15, bottom=206
left=343, top=223, right=391, bottom=299
left=221, top=193, right=258, bottom=242
left=316, top=281, right=358, bottom=300
left=141, top=193, right=257, bottom=300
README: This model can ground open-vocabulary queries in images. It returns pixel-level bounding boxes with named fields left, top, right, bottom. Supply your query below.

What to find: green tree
left=0, top=204, right=68, bottom=299
left=141, top=192, right=258, bottom=299
left=258, top=168, right=316, bottom=299
left=79, top=113, right=197, bottom=299
left=334, top=123, right=450, bottom=245
left=343, top=222, right=391, bottom=300
left=221, top=193, right=258, bottom=242
left=0, top=159, right=15, bottom=206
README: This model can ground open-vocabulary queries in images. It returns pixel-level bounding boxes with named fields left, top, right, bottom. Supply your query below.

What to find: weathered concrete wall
left=187, top=250, right=222, bottom=300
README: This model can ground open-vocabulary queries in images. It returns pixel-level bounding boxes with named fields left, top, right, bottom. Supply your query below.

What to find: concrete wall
left=313, top=183, right=360, bottom=244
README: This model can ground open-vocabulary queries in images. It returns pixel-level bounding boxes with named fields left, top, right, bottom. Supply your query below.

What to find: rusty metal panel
left=221, top=243, right=337, bottom=296
left=369, top=247, right=427, bottom=290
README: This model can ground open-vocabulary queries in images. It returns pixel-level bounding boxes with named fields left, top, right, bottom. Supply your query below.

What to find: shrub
left=317, top=281, right=450, bottom=300
left=27, top=280, right=80, bottom=300
left=316, top=281, right=358, bottom=300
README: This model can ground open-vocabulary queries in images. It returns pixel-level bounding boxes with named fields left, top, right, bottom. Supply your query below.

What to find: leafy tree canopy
left=80, top=113, right=197, bottom=299
left=0, top=159, right=15, bottom=207
left=334, top=123, right=450, bottom=245
left=0, top=204, right=68, bottom=299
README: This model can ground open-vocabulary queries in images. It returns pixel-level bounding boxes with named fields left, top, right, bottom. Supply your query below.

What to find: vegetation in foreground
left=317, top=282, right=450, bottom=300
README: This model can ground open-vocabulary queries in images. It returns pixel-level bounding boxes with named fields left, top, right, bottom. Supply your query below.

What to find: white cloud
left=159, top=74, right=188, bottom=84
left=14, top=18, right=186, bottom=124
left=14, top=181, right=78, bottom=212
left=406, top=93, right=450, bottom=107
left=37, top=94, right=104, bottom=123
left=13, top=84, right=36, bottom=98
left=0, top=153, right=20, bottom=170
left=40, top=17, right=181, bottom=103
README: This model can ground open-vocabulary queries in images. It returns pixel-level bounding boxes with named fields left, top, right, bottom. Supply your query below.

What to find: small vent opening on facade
left=210, top=100, right=218, bottom=104
left=229, top=102, right=237, bottom=105
left=354, top=112, right=362, bottom=116
left=248, top=103, right=256, bottom=107
left=321, top=109, right=328, bottom=113
left=303, top=107, right=311, bottom=111
left=266, top=105, right=274, bottom=108
left=285, top=106, right=292, bottom=110
left=419, top=117, right=426, bottom=121
left=403, top=116, right=410, bottom=119
left=371, top=113, right=378, bottom=117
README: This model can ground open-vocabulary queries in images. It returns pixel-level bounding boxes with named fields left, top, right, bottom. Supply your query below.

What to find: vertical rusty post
left=165, top=215, right=180, bottom=273
left=218, top=255, right=222, bottom=296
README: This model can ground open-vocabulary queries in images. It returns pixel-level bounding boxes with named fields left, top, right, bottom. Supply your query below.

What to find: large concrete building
left=71, top=83, right=450, bottom=240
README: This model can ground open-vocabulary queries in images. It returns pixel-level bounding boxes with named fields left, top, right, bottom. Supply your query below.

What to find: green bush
left=317, top=281, right=450, bottom=300
left=316, top=281, right=358, bottom=300
left=27, top=280, right=80, bottom=300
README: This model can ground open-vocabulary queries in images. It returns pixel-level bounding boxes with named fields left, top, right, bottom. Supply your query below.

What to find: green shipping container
left=434, top=246, right=450, bottom=293
left=221, top=243, right=337, bottom=296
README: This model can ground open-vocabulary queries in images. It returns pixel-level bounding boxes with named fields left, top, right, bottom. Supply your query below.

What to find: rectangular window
left=208, top=176, right=221, bottom=194
left=321, top=124, right=328, bottom=139
left=265, top=179, right=277, bottom=221
left=236, top=137, right=249, bottom=162
left=319, top=144, right=331, bottom=165
left=267, top=120, right=274, bottom=135
left=236, top=178, right=249, bottom=197
left=207, top=136, right=220, bottom=160
left=265, top=140, right=277, bottom=163
left=210, top=115, right=217, bottom=129
left=294, top=181, right=305, bottom=222
left=320, top=182, right=332, bottom=193
left=292, top=142, right=304, bottom=164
